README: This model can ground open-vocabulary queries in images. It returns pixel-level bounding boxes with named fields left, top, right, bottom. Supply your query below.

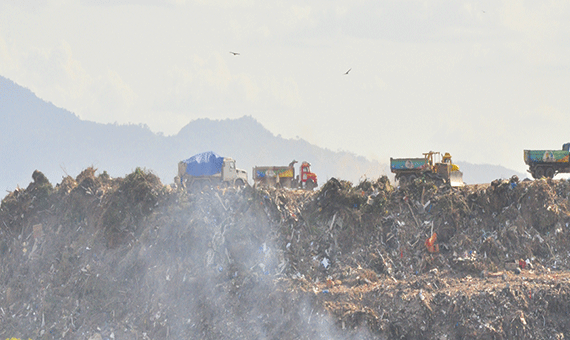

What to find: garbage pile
left=1, top=170, right=570, bottom=339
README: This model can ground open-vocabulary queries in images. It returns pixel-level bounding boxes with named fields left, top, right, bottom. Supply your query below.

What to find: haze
left=1, top=0, right=569, bottom=174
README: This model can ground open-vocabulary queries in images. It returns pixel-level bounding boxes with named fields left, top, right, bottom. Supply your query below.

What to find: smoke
left=0, top=168, right=377, bottom=339
left=116, top=186, right=374, bottom=339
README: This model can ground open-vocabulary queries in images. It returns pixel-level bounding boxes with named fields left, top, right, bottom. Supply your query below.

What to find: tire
left=399, top=175, right=407, bottom=185
left=235, top=179, right=245, bottom=188
left=306, top=179, right=316, bottom=190
left=545, top=167, right=555, bottom=179
left=409, top=174, right=417, bottom=182
left=535, top=167, right=545, bottom=179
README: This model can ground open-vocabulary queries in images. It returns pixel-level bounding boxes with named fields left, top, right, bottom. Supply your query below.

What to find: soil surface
left=1, top=168, right=570, bottom=339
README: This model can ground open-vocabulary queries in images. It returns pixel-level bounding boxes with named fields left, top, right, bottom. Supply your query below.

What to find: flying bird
left=229, top=51, right=240, bottom=56
left=344, top=68, right=351, bottom=75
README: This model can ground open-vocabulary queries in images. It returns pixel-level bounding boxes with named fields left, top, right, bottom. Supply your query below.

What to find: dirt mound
left=1, top=170, right=570, bottom=339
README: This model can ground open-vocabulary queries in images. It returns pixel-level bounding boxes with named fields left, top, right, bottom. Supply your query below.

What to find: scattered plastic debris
left=1, top=171, right=570, bottom=338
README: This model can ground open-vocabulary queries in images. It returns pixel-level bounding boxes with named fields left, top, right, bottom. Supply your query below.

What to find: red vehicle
left=299, top=161, right=318, bottom=190
left=252, top=160, right=318, bottom=190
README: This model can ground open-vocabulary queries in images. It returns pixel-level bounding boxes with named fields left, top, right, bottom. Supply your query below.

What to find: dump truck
left=524, top=142, right=570, bottom=179
left=390, top=151, right=464, bottom=187
left=253, top=160, right=318, bottom=190
left=176, top=151, right=248, bottom=189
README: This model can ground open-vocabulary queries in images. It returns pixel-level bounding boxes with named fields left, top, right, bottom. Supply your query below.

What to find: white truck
left=177, top=151, right=248, bottom=189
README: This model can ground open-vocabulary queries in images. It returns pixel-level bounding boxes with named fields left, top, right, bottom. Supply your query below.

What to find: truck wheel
left=235, top=179, right=245, bottom=188
left=535, top=167, right=545, bottom=179
left=399, top=175, right=407, bottom=185
left=545, top=167, right=555, bottom=179
left=409, top=174, right=417, bottom=182
left=306, top=179, right=316, bottom=190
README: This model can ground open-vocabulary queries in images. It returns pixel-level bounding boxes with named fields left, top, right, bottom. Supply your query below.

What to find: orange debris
left=425, top=232, right=439, bottom=253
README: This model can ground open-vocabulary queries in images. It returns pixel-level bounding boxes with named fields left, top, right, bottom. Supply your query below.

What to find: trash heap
left=1, top=170, right=570, bottom=339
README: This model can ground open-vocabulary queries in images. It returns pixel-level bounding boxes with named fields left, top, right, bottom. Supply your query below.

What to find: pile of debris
left=1, top=170, right=570, bottom=339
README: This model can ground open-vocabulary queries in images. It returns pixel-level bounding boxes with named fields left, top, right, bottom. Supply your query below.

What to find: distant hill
left=456, top=162, right=528, bottom=185
left=1, top=75, right=527, bottom=192
left=0, top=76, right=164, bottom=192
left=0, top=76, right=388, bottom=192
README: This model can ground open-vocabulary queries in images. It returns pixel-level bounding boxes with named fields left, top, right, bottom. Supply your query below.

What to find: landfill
left=1, top=168, right=570, bottom=339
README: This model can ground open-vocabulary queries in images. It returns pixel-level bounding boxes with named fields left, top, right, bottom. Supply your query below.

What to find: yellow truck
left=252, top=160, right=318, bottom=190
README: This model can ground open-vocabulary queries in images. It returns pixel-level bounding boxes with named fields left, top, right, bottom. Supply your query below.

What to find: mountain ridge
left=1, top=75, right=526, bottom=192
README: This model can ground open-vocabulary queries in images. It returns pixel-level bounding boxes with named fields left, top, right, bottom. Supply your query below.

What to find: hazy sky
left=1, top=0, right=569, bottom=174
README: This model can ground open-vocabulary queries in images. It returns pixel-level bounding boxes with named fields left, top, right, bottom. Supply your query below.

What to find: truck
left=524, top=142, right=570, bottom=179
left=176, top=151, right=248, bottom=189
left=252, top=160, right=318, bottom=190
left=390, top=151, right=464, bottom=187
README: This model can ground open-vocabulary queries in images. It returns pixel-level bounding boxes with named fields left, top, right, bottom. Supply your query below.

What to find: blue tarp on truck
left=181, top=151, right=225, bottom=176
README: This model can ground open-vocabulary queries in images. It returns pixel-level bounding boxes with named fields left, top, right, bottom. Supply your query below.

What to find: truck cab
left=300, top=162, right=318, bottom=189
left=221, top=158, right=248, bottom=187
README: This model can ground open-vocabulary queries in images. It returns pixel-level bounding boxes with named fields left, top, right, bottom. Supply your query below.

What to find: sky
left=1, top=0, right=569, bottom=174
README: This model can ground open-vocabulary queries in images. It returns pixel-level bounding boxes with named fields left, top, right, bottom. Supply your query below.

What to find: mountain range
left=0, top=75, right=526, bottom=193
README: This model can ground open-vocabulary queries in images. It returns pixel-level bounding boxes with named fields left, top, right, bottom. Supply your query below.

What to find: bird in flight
left=229, top=51, right=240, bottom=56
left=344, top=68, right=351, bottom=75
